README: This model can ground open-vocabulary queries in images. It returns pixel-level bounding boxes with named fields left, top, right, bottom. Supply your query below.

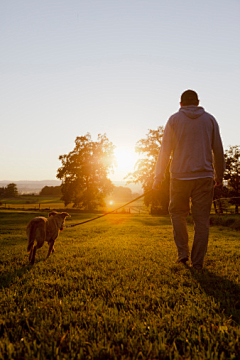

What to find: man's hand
left=214, top=180, right=223, bottom=188
left=152, top=179, right=162, bottom=191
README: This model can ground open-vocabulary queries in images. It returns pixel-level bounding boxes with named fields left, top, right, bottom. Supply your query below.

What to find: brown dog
left=27, top=211, right=70, bottom=264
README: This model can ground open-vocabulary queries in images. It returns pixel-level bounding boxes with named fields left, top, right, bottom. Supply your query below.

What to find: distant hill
left=0, top=180, right=143, bottom=195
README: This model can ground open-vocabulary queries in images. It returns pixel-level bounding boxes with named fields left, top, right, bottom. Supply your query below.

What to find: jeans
left=169, top=178, right=214, bottom=269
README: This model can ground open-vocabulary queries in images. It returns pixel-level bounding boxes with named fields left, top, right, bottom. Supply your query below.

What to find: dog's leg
left=47, top=241, right=55, bottom=258
left=30, top=245, right=37, bottom=265
left=27, top=223, right=35, bottom=262
left=29, top=247, right=34, bottom=262
left=30, top=227, right=45, bottom=264
left=31, top=240, right=45, bottom=264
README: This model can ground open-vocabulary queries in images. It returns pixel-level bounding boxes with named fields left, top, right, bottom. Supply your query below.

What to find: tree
left=4, top=183, right=18, bottom=198
left=57, top=133, right=115, bottom=209
left=213, top=185, right=230, bottom=214
left=126, top=127, right=170, bottom=214
left=0, top=187, right=5, bottom=198
left=224, top=145, right=240, bottom=214
left=39, top=186, right=62, bottom=196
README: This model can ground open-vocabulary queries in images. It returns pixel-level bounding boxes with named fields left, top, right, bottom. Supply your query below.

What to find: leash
left=64, top=191, right=240, bottom=228
left=64, top=189, right=153, bottom=228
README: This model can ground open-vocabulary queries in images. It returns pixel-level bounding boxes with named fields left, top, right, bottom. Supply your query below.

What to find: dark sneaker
left=190, top=264, right=203, bottom=272
left=177, top=257, right=189, bottom=265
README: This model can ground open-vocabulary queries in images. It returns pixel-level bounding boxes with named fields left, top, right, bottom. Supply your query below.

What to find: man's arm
left=153, top=121, right=173, bottom=189
left=212, top=119, right=225, bottom=186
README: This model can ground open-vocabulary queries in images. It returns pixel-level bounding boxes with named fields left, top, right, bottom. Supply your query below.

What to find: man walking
left=153, top=90, right=225, bottom=270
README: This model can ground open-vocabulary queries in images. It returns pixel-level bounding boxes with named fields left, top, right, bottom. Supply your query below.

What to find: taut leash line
left=64, top=193, right=240, bottom=228
left=64, top=189, right=153, bottom=228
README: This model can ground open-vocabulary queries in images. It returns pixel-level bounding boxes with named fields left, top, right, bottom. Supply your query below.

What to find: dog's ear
left=61, top=212, right=70, bottom=218
left=49, top=211, right=58, bottom=217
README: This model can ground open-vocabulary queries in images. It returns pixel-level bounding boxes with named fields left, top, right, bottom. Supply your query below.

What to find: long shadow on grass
left=190, top=269, right=240, bottom=325
left=0, top=258, right=44, bottom=289
left=0, top=265, right=31, bottom=289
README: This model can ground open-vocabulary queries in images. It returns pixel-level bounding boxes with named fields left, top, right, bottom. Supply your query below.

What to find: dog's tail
left=27, top=222, right=35, bottom=252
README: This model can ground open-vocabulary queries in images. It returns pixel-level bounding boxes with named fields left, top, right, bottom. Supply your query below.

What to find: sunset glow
left=113, top=147, right=139, bottom=180
left=0, top=1, right=238, bottom=182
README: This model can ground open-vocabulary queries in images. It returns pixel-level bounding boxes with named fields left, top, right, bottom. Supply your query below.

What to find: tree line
left=0, top=183, right=19, bottom=198
left=1, top=130, right=239, bottom=214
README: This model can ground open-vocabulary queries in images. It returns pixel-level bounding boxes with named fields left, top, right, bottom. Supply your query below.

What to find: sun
left=113, top=147, right=139, bottom=180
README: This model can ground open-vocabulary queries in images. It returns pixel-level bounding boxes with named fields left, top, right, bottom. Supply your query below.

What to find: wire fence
left=0, top=203, right=149, bottom=214
left=1, top=197, right=240, bottom=215
left=0, top=203, right=63, bottom=211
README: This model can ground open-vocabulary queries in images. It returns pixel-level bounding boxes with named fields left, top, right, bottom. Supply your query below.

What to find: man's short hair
left=180, top=90, right=199, bottom=106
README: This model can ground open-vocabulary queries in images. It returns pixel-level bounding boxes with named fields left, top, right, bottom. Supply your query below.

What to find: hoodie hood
left=179, top=105, right=205, bottom=119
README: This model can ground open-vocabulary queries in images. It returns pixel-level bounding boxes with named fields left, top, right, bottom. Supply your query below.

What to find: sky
left=1, top=0, right=240, bottom=182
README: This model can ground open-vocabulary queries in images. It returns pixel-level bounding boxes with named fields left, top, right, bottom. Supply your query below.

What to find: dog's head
left=48, top=211, right=71, bottom=231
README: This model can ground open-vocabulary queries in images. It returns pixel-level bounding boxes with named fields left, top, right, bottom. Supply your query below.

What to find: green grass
left=0, top=196, right=64, bottom=211
left=0, top=195, right=63, bottom=204
left=0, top=211, right=239, bottom=359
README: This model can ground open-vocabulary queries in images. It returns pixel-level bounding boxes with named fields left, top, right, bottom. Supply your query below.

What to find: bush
left=187, top=214, right=240, bottom=229
left=209, top=215, right=240, bottom=229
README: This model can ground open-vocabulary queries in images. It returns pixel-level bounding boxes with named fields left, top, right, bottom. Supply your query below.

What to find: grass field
left=0, top=210, right=239, bottom=359
left=0, top=196, right=64, bottom=211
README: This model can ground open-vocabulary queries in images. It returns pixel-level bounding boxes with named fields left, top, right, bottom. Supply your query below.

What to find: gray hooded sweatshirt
left=155, top=105, right=225, bottom=182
